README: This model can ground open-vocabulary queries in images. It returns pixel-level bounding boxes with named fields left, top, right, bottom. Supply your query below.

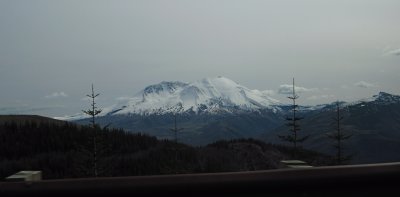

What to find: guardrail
left=1, top=162, right=399, bottom=196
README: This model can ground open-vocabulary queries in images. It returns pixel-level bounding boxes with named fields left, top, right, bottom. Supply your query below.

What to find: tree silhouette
left=328, top=101, right=352, bottom=165
left=82, top=84, right=102, bottom=177
left=278, top=78, right=308, bottom=158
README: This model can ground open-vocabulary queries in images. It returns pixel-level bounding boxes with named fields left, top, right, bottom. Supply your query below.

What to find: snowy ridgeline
left=56, top=77, right=400, bottom=120
left=58, top=77, right=282, bottom=120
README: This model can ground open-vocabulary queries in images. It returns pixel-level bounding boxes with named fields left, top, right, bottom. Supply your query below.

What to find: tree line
left=0, top=120, right=332, bottom=180
left=278, top=78, right=353, bottom=164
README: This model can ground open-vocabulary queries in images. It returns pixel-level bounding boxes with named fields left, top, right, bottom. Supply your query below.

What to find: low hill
left=0, top=117, right=330, bottom=180
left=0, top=115, right=66, bottom=125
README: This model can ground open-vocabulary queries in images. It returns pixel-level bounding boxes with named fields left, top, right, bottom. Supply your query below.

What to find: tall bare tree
left=328, top=101, right=352, bottom=165
left=279, top=78, right=308, bottom=158
left=82, top=84, right=102, bottom=177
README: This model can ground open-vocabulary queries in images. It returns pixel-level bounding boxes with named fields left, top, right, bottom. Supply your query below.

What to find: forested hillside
left=0, top=116, right=331, bottom=180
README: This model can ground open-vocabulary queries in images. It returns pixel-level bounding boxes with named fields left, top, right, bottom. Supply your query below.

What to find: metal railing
left=1, top=162, right=399, bottom=196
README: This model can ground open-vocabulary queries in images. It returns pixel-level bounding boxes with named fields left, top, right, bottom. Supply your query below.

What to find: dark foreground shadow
left=1, top=162, right=399, bottom=197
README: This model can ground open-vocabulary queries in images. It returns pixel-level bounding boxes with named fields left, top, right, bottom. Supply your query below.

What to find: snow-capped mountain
left=294, top=91, right=400, bottom=114
left=346, top=91, right=400, bottom=106
left=102, top=76, right=281, bottom=116
left=66, top=76, right=400, bottom=148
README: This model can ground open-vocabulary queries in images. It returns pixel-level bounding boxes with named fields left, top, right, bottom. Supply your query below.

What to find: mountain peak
left=199, top=76, right=240, bottom=87
left=142, top=81, right=188, bottom=96
left=107, top=77, right=281, bottom=115
left=208, top=76, right=237, bottom=82
left=376, top=91, right=392, bottom=98
left=373, top=91, right=400, bottom=104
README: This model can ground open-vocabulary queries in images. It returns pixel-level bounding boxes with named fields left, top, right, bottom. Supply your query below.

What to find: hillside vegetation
left=0, top=116, right=331, bottom=180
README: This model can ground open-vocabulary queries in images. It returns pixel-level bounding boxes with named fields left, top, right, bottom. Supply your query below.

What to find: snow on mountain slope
left=106, top=76, right=281, bottom=115
left=345, top=92, right=400, bottom=107
left=55, top=78, right=400, bottom=120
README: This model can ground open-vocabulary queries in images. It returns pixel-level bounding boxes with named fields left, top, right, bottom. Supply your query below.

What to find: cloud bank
left=307, top=94, right=335, bottom=100
left=354, top=81, right=377, bottom=88
left=45, top=92, right=68, bottom=99
left=386, top=48, right=400, bottom=56
left=278, top=85, right=317, bottom=95
left=0, top=106, right=63, bottom=114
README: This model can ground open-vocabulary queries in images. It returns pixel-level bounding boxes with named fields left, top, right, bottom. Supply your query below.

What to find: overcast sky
left=1, top=0, right=400, bottom=117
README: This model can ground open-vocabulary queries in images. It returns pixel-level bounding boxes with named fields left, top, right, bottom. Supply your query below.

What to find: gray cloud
left=278, top=85, right=317, bottom=95
left=1, top=1, right=400, bottom=116
left=258, top=90, right=275, bottom=96
left=0, top=106, right=63, bottom=114
left=307, top=94, right=335, bottom=100
left=81, top=97, right=91, bottom=101
left=265, top=90, right=275, bottom=96
left=354, top=81, right=377, bottom=88
left=386, top=48, right=400, bottom=56
left=45, top=92, right=68, bottom=99
left=115, top=97, right=131, bottom=101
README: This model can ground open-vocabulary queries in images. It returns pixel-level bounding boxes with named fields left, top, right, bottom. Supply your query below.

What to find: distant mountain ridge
left=64, top=78, right=400, bottom=121
left=104, top=76, right=281, bottom=116
left=263, top=91, right=400, bottom=164
left=0, top=115, right=66, bottom=125
left=59, top=77, right=283, bottom=121
left=348, top=91, right=400, bottom=106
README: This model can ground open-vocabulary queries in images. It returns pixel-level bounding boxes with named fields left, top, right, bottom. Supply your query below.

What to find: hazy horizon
left=1, top=0, right=399, bottom=117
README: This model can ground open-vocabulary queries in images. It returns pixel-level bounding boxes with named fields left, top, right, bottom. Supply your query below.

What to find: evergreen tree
left=328, top=101, right=352, bottom=165
left=278, top=78, right=308, bottom=158
left=82, top=84, right=102, bottom=177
